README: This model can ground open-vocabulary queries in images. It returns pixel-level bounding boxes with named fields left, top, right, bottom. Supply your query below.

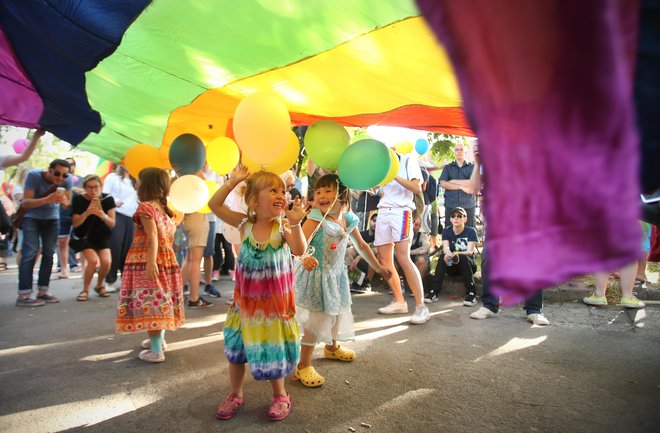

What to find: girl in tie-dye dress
left=208, top=167, right=308, bottom=422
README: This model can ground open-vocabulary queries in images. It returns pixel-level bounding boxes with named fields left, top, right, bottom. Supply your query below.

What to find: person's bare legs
left=394, top=240, right=424, bottom=306
left=620, top=261, right=638, bottom=299
left=187, top=246, right=204, bottom=302
left=57, top=237, right=70, bottom=277
left=297, top=331, right=316, bottom=369
left=81, top=249, right=99, bottom=294
left=636, top=253, right=649, bottom=282
left=203, top=255, right=213, bottom=284
left=377, top=243, right=403, bottom=302
left=270, top=378, right=287, bottom=397
left=228, top=363, right=246, bottom=397
left=96, top=249, right=112, bottom=288
left=414, top=255, right=428, bottom=280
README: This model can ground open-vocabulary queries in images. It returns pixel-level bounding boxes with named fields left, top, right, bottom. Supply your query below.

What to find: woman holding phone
left=71, top=175, right=116, bottom=301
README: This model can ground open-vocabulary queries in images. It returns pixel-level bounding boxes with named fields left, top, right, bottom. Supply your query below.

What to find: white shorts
left=374, top=208, right=413, bottom=246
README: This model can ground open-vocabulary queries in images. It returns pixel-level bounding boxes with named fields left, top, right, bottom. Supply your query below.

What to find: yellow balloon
left=169, top=175, right=209, bottom=213
left=124, top=144, right=164, bottom=178
left=242, top=130, right=299, bottom=175
left=379, top=149, right=400, bottom=186
left=206, top=136, right=240, bottom=175
left=395, top=141, right=414, bottom=154
left=198, top=179, right=220, bottom=214
left=233, top=91, right=290, bottom=165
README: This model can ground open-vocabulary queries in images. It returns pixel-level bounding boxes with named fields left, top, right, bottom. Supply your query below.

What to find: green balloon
left=304, top=120, right=349, bottom=170
left=338, top=139, right=391, bottom=190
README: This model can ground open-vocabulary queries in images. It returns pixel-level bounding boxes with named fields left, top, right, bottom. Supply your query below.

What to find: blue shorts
left=204, top=221, right=215, bottom=257
left=59, top=216, right=72, bottom=237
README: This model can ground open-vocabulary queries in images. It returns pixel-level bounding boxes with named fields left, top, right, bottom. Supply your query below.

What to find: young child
left=208, top=166, right=308, bottom=422
left=294, top=174, right=390, bottom=387
left=115, top=168, right=184, bottom=363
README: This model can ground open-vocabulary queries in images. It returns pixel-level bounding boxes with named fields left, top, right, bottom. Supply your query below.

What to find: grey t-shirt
left=23, top=169, right=72, bottom=220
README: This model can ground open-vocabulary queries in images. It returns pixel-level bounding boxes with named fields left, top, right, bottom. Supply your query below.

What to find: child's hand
left=285, top=196, right=309, bottom=225
left=145, top=260, right=159, bottom=280
left=377, top=265, right=392, bottom=280
left=229, top=164, right=250, bottom=184
left=302, top=256, right=319, bottom=271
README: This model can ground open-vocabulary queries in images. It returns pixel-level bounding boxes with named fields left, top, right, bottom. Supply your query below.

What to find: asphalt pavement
left=1, top=257, right=659, bottom=433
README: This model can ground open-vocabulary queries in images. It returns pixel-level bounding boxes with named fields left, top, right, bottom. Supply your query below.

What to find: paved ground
left=1, top=257, right=659, bottom=433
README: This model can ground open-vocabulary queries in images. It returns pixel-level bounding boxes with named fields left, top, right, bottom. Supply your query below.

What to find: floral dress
left=115, top=202, right=184, bottom=333
left=223, top=219, right=300, bottom=381
left=295, top=209, right=359, bottom=344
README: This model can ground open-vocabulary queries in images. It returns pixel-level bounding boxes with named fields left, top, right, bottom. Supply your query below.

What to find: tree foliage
left=427, top=133, right=469, bottom=166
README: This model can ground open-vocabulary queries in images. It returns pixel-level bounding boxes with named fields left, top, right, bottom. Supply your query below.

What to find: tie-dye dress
left=223, top=219, right=300, bottom=381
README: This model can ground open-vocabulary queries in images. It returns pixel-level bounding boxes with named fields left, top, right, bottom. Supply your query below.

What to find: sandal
left=94, top=286, right=110, bottom=298
left=215, top=393, right=244, bottom=420
left=76, top=291, right=88, bottom=302
left=324, top=345, right=356, bottom=362
left=266, top=393, right=292, bottom=421
left=292, top=366, right=324, bottom=387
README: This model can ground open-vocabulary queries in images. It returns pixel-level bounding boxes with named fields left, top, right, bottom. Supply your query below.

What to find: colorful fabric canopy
left=0, top=0, right=472, bottom=162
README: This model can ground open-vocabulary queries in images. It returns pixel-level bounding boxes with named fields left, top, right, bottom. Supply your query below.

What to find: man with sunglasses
left=15, top=159, right=72, bottom=307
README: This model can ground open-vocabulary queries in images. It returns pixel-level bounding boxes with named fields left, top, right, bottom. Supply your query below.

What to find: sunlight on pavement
left=178, top=313, right=227, bottom=329
left=79, top=350, right=133, bottom=362
left=0, top=335, right=112, bottom=358
left=353, top=309, right=452, bottom=331
left=341, top=388, right=436, bottom=429
left=0, top=392, right=160, bottom=433
left=473, top=336, right=547, bottom=362
left=355, top=325, right=408, bottom=341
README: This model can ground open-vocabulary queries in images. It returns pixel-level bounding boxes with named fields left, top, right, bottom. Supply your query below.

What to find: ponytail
left=159, top=196, right=174, bottom=218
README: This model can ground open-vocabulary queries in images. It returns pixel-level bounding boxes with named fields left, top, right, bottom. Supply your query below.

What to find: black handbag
left=69, top=222, right=92, bottom=252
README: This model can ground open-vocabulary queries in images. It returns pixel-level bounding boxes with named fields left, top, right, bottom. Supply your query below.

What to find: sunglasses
left=52, top=170, right=70, bottom=179
left=450, top=214, right=465, bottom=219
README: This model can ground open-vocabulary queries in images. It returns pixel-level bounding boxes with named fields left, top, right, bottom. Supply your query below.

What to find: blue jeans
left=19, top=218, right=59, bottom=295
left=480, top=248, right=544, bottom=314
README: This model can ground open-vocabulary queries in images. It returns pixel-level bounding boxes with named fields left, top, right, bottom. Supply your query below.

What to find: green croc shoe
left=618, top=297, right=645, bottom=309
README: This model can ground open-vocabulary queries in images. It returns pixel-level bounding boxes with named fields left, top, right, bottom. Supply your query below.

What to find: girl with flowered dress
left=115, top=168, right=184, bottom=363
left=208, top=166, right=308, bottom=422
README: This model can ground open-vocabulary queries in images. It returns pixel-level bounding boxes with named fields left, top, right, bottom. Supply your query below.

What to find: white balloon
left=169, top=175, right=209, bottom=213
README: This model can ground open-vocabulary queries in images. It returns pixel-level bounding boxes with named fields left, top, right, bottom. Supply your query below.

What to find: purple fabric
left=417, top=0, right=642, bottom=301
left=0, top=26, right=42, bottom=127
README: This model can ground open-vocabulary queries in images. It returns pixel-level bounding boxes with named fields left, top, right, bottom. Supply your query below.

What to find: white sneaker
left=470, top=307, right=498, bottom=320
left=409, top=304, right=430, bottom=324
left=105, top=282, right=117, bottom=293
left=527, top=313, right=550, bottom=326
left=138, top=349, right=165, bottom=363
left=378, top=301, right=409, bottom=315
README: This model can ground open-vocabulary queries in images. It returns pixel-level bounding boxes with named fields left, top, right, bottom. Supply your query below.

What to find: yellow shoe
left=324, top=345, right=356, bottom=362
left=292, top=366, right=325, bottom=387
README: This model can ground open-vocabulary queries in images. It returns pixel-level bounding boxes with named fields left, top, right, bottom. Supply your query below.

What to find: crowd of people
left=0, top=130, right=656, bottom=422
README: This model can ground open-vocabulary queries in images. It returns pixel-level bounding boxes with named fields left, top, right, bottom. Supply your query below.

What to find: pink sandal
left=267, top=393, right=292, bottom=421
left=215, top=393, right=244, bottom=420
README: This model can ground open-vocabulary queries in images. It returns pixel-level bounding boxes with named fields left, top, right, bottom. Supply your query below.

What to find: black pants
left=106, top=213, right=134, bottom=284
left=425, top=253, right=476, bottom=295
left=213, top=233, right=235, bottom=272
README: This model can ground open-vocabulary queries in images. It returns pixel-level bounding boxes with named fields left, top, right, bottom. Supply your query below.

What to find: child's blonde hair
left=243, top=171, right=286, bottom=222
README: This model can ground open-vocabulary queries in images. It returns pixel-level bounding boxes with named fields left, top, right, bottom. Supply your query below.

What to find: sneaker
left=618, top=297, right=645, bottom=309
left=470, top=307, right=498, bottom=320
left=105, top=282, right=117, bottom=293
left=463, top=292, right=477, bottom=307
left=36, top=293, right=60, bottom=303
left=583, top=294, right=608, bottom=306
left=350, top=282, right=370, bottom=293
left=182, top=284, right=190, bottom=296
left=378, top=301, right=409, bottom=315
left=409, top=304, right=430, bottom=324
left=204, top=284, right=221, bottom=298
left=16, top=297, right=46, bottom=307
left=138, top=349, right=165, bottom=363
left=424, top=292, right=439, bottom=304
left=188, top=296, right=213, bottom=308
left=70, top=266, right=82, bottom=273
left=229, top=270, right=236, bottom=281
left=212, top=270, right=220, bottom=282
left=527, top=313, right=550, bottom=326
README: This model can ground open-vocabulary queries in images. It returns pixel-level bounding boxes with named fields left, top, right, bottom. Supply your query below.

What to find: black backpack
left=424, top=171, right=439, bottom=204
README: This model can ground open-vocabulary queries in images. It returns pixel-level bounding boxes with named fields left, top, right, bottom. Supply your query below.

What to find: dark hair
left=65, top=157, right=76, bottom=167
left=314, top=173, right=351, bottom=210
left=137, top=168, right=173, bottom=218
left=49, top=159, right=71, bottom=170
